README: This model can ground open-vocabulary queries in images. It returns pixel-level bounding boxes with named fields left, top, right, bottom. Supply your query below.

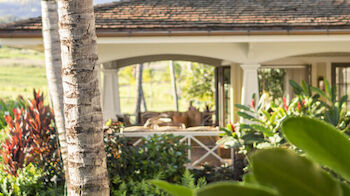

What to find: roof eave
left=2, top=28, right=350, bottom=38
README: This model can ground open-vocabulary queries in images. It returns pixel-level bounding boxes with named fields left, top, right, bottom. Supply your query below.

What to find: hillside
left=0, top=0, right=116, bottom=25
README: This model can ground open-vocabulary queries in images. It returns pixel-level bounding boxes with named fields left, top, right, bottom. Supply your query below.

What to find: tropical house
left=0, top=0, right=350, bottom=167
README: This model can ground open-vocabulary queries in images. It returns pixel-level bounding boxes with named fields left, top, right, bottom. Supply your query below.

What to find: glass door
left=215, top=66, right=231, bottom=127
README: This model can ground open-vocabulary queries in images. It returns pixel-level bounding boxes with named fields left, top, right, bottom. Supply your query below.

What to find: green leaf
left=340, top=182, right=350, bottom=196
left=339, top=95, right=348, bottom=109
left=282, top=117, right=350, bottom=182
left=289, top=80, right=303, bottom=95
left=242, top=173, right=258, bottom=184
left=324, top=80, right=332, bottom=101
left=235, top=104, right=253, bottom=112
left=150, top=180, right=194, bottom=196
left=311, top=86, right=326, bottom=98
left=197, top=182, right=277, bottom=196
left=301, top=80, right=311, bottom=96
left=250, top=124, right=274, bottom=137
left=251, top=148, right=342, bottom=196
left=237, top=112, right=257, bottom=121
left=220, top=127, right=233, bottom=136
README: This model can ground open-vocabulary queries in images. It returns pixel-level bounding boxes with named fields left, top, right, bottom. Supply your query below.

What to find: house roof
left=2, top=0, right=350, bottom=38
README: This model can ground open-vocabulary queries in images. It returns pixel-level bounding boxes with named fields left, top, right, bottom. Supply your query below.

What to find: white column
left=102, top=68, right=121, bottom=121
left=240, top=64, right=260, bottom=106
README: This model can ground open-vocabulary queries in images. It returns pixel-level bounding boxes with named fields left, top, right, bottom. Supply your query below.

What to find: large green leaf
left=282, top=117, right=350, bottom=182
left=340, top=182, right=350, bottom=196
left=150, top=180, right=194, bottom=196
left=250, top=124, right=274, bottom=137
left=197, top=182, right=277, bottom=196
left=251, top=148, right=342, bottom=196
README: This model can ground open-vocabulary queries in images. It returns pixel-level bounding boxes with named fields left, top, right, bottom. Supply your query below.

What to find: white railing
left=117, top=130, right=233, bottom=168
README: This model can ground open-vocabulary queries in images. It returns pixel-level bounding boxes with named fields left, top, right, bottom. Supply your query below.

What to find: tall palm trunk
left=40, top=0, right=70, bottom=188
left=57, top=0, right=109, bottom=195
left=169, top=61, right=179, bottom=111
left=135, top=63, right=145, bottom=124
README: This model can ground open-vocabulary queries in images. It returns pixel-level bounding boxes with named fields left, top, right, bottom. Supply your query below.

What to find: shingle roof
left=2, top=0, right=350, bottom=37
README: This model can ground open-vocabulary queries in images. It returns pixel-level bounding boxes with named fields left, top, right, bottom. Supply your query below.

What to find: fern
left=181, top=170, right=207, bottom=190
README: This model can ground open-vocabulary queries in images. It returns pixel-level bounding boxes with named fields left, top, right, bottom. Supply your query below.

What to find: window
left=332, top=63, right=350, bottom=108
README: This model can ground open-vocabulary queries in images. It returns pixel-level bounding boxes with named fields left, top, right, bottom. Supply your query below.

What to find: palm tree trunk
left=40, top=0, right=70, bottom=189
left=57, top=0, right=109, bottom=195
left=135, top=63, right=144, bottom=124
left=169, top=61, right=179, bottom=111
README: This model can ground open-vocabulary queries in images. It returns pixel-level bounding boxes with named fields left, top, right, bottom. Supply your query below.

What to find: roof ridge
left=2, top=0, right=350, bottom=37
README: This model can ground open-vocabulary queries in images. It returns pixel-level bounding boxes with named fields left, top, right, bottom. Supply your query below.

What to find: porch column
left=102, top=68, right=121, bottom=121
left=230, top=64, right=243, bottom=123
left=240, top=64, right=260, bottom=106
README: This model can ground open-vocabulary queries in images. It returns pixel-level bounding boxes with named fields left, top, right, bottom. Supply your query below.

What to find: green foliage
left=251, top=148, right=341, bottom=196
left=105, top=126, right=190, bottom=195
left=112, top=178, right=168, bottom=196
left=0, top=97, right=25, bottom=131
left=221, top=79, right=349, bottom=155
left=150, top=180, right=194, bottom=196
left=151, top=117, right=350, bottom=195
left=190, top=164, right=237, bottom=183
left=258, top=68, right=285, bottom=102
left=181, top=170, right=206, bottom=190
left=0, top=90, right=63, bottom=194
left=0, top=163, right=43, bottom=196
left=182, top=63, right=215, bottom=109
left=282, top=117, right=350, bottom=182
left=196, top=183, right=277, bottom=196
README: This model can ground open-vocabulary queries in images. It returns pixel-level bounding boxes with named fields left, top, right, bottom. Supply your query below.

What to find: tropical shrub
left=0, top=90, right=63, bottom=188
left=0, top=97, right=25, bottom=132
left=151, top=117, right=350, bottom=196
left=190, top=164, right=238, bottom=183
left=104, top=125, right=190, bottom=195
left=0, top=163, right=43, bottom=196
left=0, top=163, right=62, bottom=196
left=220, top=80, right=349, bottom=155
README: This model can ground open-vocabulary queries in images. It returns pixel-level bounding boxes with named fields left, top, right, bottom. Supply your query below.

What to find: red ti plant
left=0, top=108, right=35, bottom=176
left=26, top=90, right=60, bottom=162
left=0, top=90, right=61, bottom=178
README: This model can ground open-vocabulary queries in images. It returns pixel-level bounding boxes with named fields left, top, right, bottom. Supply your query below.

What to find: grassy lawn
left=0, top=46, right=44, bottom=60
left=0, top=65, right=49, bottom=100
left=0, top=65, right=189, bottom=114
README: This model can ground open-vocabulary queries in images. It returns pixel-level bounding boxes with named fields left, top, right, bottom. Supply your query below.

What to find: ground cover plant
left=152, top=117, right=350, bottom=196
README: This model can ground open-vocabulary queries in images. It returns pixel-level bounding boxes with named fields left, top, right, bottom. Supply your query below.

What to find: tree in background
left=258, top=68, right=285, bottom=103
left=57, top=0, right=109, bottom=195
left=40, top=0, right=69, bottom=188
left=182, top=63, right=215, bottom=110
